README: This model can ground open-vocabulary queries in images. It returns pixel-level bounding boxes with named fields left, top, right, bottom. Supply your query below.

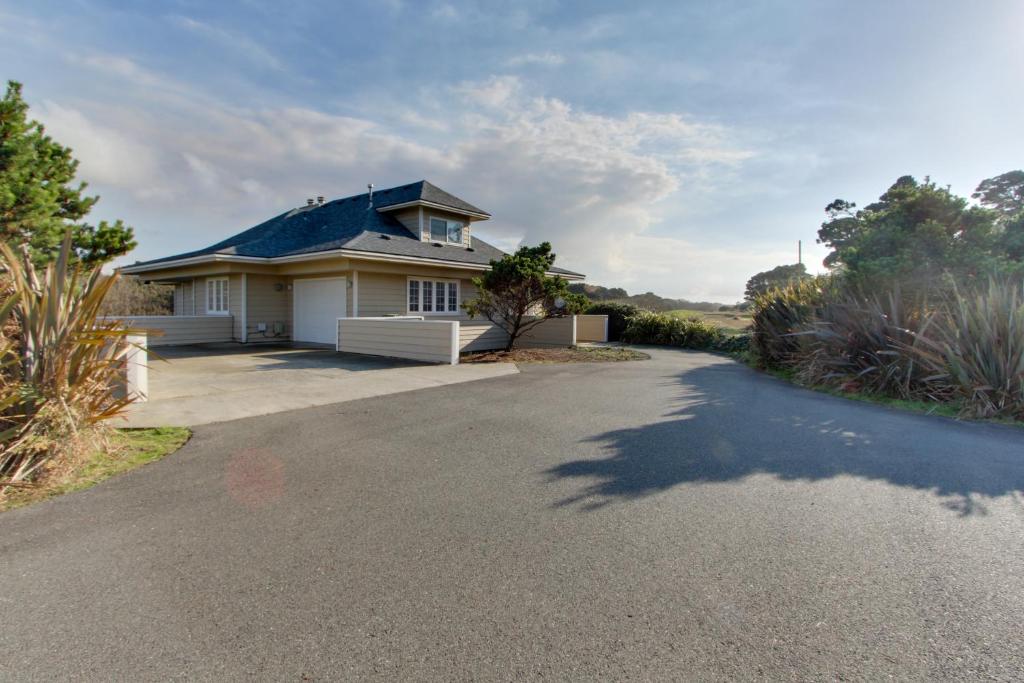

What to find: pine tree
left=0, top=80, right=136, bottom=266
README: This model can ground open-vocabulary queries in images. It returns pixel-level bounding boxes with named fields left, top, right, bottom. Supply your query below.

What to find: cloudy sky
left=2, top=0, right=1022, bottom=301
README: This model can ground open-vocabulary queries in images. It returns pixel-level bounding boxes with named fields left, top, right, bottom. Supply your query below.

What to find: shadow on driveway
left=547, top=362, right=1024, bottom=516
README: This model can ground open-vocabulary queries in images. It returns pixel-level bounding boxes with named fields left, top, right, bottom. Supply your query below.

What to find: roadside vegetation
left=750, top=173, right=1024, bottom=422
left=1, top=427, right=189, bottom=511
left=0, top=80, right=153, bottom=504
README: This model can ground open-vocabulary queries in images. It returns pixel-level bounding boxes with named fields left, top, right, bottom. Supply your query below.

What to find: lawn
left=1, top=427, right=191, bottom=512
left=667, top=309, right=752, bottom=335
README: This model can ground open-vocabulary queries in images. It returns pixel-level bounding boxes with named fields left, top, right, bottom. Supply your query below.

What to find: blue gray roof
left=128, top=180, right=584, bottom=277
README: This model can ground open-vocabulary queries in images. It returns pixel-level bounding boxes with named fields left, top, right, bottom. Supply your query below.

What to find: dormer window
left=429, top=217, right=464, bottom=244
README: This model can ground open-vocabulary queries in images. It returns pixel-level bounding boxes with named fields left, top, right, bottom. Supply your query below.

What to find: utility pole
left=798, top=240, right=802, bottom=266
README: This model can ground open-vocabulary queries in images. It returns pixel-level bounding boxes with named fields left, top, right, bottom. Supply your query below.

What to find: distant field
left=667, top=309, right=752, bottom=335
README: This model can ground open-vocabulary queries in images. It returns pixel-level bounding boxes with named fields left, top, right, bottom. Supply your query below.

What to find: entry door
left=293, top=278, right=347, bottom=344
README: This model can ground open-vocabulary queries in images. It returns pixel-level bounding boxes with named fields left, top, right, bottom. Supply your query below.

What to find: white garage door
left=293, top=277, right=347, bottom=345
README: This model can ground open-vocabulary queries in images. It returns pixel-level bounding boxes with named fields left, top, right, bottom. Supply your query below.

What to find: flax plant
left=0, top=236, right=141, bottom=490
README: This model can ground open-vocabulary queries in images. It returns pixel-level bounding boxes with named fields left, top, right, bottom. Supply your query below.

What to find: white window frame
left=428, top=215, right=465, bottom=245
left=205, top=277, right=230, bottom=315
left=407, top=276, right=460, bottom=315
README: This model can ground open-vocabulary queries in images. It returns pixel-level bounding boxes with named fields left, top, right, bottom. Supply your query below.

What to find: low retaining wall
left=576, top=314, right=609, bottom=342
left=518, top=316, right=577, bottom=348
left=101, top=315, right=234, bottom=346
left=337, top=317, right=459, bottom=365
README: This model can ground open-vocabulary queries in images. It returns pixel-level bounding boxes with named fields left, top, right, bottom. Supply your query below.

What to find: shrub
left=908, top=278, right=1024, bottom=419
left=584, top=302, right=639, bottom=341
left=750, top=276, right=835, bottom=368
left=622, top=311, right=724, bottom=349
left=790, top=291, right=941, bottom=401
left=0, top=237, right=140, bottom=491
left=712, top=333, right=752, bottom=354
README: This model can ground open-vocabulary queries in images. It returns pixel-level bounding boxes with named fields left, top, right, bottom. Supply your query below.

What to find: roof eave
left=375, top=199, right=491, bottom=220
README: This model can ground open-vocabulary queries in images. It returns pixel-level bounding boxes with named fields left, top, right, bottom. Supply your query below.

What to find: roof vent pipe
left=317, top=196, right=325, bottom=206
left=306, top=198, right=315, bottom=206
left=367, top=183, right=374, bottom=209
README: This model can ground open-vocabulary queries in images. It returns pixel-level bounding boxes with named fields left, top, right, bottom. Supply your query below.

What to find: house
left=121, top=181, right=587, bottom=357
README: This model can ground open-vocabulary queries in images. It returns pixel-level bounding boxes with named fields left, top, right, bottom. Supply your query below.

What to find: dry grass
left=462, top=346, right=649, bottom=364
left=1, top=426, right=190, bottom=511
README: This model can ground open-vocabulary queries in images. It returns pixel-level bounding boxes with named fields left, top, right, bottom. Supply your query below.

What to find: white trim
left=376, top=199, right=490, bottom=220
left=406, top=276, right=460, bottom=315
left=120, top=248, right=586, bottom=280
left=205, top=277, right=229, bottom=315
left=427, top=214, right=466, bottom=245
left=240, top=273, right=248, bottom=343
left=352, top=270, right=359, bottom=317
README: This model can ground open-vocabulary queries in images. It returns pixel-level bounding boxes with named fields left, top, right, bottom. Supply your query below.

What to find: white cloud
left=43, top=55, right=766, bottom=300
left=506, top=52, right=566, bottom=67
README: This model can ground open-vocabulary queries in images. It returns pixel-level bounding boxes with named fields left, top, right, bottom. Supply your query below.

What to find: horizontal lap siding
left=246, top=274, right=291, bottom=342
left=576, top=315, right=609, bottom=342
left=338, top=319, right=456, bottom=364
left=519, top=316, right=576, bottom=348
left=358, top=273, right=406, bottom=316
left=459, top=321, right=509, bottom=352
left=105, top=316, right=234, bottom=346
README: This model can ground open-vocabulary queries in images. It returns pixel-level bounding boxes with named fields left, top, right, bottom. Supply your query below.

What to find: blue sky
left=2, top=0, right=1022, bottom=301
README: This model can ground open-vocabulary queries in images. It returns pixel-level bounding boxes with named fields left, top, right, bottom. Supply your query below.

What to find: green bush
left=712, top=333, right=752, bottom=354
left=584, top=302, right=639, bottom=341
left=622, top=311, right=724, bottom=349
left=908, top=278, right=1024, bottom=419
left=750, top=277, right=835, bottom=368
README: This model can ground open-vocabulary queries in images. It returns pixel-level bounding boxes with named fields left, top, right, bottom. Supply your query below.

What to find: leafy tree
left=975, top=171, right=1024, bottom=263
left=0, top=81, right=136, bottom=266
left=462, top=242, right=576, bottom=351
left=816, top=175, right=1002, bottom=291
left=973, top=170, right=1024, bottom=218
left=744, top=263, right=810, bottom=301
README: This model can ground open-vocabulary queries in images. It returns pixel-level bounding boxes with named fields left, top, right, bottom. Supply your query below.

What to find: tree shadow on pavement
left=547, top=362, right=1024, bottom=516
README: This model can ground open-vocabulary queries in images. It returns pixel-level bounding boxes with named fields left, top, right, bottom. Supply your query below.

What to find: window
left=429, top=217, right=465, bottom=244
left=408, top=278, right=459, bottom=314
left=206, top=277, right=228, bottom=314
left=408, top=279, right=420, bottom=312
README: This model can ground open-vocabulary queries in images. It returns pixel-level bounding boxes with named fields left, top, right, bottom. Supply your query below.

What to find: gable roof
left=122, top=180, right=583, bottom=278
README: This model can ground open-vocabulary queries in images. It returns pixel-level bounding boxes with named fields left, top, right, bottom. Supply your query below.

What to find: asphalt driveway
left=3, top=348, right=1023, bottom=680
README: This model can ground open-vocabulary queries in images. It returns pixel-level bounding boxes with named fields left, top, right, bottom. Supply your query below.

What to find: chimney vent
left=306, top=198, right=315, bottom=206
left=367, top=183, right=375, bottom=209
left=317, top=196, right=325, bottom=206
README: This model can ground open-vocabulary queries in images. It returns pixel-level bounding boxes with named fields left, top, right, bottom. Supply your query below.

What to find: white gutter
left=121, top=247, right=585, bottom=280
left=376, top=199, right=491, bottom=220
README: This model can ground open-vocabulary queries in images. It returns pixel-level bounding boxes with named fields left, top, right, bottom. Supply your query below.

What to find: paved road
left=3, top=348, right=1023, bottom=680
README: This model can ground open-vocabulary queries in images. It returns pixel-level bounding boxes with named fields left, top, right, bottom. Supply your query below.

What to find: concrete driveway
left=125, top=344, right=517, bottom=427
left=3, top=347, right=1024, bottom=680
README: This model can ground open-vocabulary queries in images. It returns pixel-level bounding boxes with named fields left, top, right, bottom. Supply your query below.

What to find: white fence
left=337, top=317, right=459, bottom=365
left=575, top=314, right=609, bottom=342
left=101, top=316, right=234, bottom=346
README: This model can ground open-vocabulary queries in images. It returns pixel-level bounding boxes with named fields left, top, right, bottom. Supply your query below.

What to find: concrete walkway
left=124, top=345, right=517, bottom=427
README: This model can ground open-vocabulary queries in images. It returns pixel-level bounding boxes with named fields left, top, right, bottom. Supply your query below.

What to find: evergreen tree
left=0, top=80, right=135, bottom=266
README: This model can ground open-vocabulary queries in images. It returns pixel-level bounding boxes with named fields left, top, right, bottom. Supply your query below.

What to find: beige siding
left=173, top=284, right=184, bottom=316
left=423, top=208, right=473, bottom=246
left=459, top=321, right=509, bottom=352
left=519, top=316, right=577, bottom=348
left=358, top=272, right=406, bottom=316
left=337, top=318, right=457, bottom=364
left=228, top=274, right=244, bottom=341
left=246, top=274, right=291, bottom=342
left=391, top=208, right=421, bottom=236
left=105, top=316, right=233, bottom=346
left=576, top=315, right=609, bottom=342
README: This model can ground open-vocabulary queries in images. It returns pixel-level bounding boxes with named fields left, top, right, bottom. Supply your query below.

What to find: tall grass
left=0, top=237, right=141, bottom=490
